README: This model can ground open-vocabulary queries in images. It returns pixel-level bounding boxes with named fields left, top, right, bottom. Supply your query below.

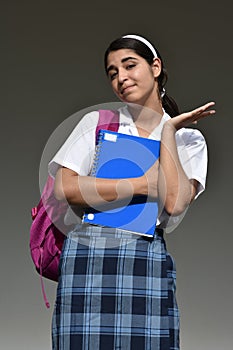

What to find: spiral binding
left=90, top=130, right=104, bottom=177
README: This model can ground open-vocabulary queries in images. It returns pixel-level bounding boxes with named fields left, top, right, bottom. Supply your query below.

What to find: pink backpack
left=30, top=110, right=119, bottom=307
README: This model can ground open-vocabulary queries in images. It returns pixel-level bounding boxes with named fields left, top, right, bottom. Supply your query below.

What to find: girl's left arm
left=158, top=102, right=215, bottom=216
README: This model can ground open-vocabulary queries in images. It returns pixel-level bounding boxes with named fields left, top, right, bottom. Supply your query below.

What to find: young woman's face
left=106, top=49, right=161, bottom=106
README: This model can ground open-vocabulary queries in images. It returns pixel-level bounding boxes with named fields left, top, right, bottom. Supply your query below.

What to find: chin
left=121, top=95, right=142, bottom=104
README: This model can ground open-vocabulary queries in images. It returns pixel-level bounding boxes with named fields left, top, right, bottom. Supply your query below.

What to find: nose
left=118, top=67, right=128, bottom=84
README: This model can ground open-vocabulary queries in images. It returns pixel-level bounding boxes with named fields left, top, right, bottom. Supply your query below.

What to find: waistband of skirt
left=71, top=223, right=164, bottom=240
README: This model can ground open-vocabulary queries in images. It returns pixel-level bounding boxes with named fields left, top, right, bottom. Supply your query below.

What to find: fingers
left=199, top=101, right=215, bottom=110
left=166, top=101, right=216, bottom=130
left=191, top=101, right=216, bottom=116
left=183, top=102, right=216, bottom=121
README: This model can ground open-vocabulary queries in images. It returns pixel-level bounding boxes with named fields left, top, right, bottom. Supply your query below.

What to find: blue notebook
left=83, top=130, right=160, bottom=236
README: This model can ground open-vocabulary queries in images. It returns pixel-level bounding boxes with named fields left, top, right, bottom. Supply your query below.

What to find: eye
left=109, top=71, right=117, bottom=81
left=126, top=64, right=136, bottom=70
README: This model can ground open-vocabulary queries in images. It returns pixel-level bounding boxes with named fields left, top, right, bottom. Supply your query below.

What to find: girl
left=50, top=34, right=215, bottom=349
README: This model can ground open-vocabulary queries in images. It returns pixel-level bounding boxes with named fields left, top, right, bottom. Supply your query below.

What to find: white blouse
left=49, top=106, right=208, bottom=232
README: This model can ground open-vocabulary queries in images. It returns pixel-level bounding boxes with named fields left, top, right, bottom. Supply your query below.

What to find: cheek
left=133, top=67, right=153, bottom=82
left=110, top=80, right=118, bottom=93
left=110, top=81, right=121, bottom=97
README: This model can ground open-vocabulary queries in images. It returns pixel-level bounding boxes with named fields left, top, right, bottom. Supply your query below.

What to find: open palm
left=168, top=101, right=216, bottom=130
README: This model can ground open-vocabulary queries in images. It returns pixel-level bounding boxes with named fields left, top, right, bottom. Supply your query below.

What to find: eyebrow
left=106, top=56, right=138, bottom=74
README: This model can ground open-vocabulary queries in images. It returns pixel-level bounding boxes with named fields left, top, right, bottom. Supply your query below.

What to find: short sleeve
left=176, top=128, right=208, bottom=199
left=48, top=111, right=99, bottom=178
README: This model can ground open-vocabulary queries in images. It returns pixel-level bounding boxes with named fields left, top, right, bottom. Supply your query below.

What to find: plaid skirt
left=52, top=224, right=180, bottom=350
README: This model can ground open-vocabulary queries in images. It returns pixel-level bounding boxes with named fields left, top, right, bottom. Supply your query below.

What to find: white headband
left=122, top=34, right=158, bottom=59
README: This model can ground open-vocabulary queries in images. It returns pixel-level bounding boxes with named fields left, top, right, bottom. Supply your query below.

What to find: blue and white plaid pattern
left=52, top=224, right=179, bottom=349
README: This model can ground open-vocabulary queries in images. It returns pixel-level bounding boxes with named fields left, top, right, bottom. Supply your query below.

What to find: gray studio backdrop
left=2, top=1, right=233, bottom=349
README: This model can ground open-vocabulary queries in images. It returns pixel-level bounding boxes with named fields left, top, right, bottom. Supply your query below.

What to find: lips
left=120, top=85, right=135, bottom=95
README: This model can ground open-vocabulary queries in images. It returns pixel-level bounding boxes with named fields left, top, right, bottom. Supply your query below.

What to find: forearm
left=76, top=176, right=145, bottom=207
left=158, top=122, right=193, bottom=215
left=54, top=167, right=147, bottom=207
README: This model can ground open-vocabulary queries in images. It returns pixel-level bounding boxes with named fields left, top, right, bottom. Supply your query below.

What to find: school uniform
left=49, top=106, right=207, bottom=350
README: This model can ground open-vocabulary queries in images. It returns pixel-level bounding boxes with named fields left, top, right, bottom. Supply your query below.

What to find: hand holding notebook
left=143, top=158, right=160, bottom=199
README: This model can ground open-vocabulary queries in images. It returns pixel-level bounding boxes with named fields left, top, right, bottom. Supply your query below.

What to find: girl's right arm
left=54, top=164, right=159, bottom=208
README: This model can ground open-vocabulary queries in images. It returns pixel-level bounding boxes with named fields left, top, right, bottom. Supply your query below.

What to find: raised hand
left=166, top=102, right=216, bottom=130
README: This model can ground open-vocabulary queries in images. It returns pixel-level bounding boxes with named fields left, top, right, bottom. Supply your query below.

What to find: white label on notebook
left=104, top=133, right=117, bottom=142
left=87, top=213, right=95, bottom=220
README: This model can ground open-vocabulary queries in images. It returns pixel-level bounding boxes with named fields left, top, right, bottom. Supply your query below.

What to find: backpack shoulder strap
left=95, top=109, right=120, bottom=143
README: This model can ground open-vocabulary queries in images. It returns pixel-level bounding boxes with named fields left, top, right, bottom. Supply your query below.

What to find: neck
left=127, top=99, right=163, bottom=133
left=127, top=107, right=163, bottom=137
left=129, top=87, right=163, bottom=116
